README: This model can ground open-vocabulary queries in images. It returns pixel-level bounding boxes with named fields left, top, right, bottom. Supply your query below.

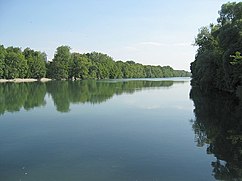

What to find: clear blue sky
left=0, top=0, right=238, bottom=70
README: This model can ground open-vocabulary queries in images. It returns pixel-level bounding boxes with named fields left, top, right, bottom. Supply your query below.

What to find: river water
left=0, top=78, right=241, bottom=181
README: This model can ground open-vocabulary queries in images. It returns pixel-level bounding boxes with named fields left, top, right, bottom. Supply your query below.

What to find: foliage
left=69, top=53, right=90, bottom=80
left=23, top=48, right=47, bottom=79
left=0, top=45, right=190, bottom=80
left=0, top=45, right=6, bottom=78
left=49, top=46, right=71, bottom=80
left=4, top=47, right=28, bottom=79
left=191, top=2, right=242, bottom=92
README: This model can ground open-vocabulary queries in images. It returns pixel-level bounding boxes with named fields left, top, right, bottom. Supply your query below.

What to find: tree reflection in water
left=190, top=87, right=242, bottom=180
left=0, top=80, right=178, bottom=114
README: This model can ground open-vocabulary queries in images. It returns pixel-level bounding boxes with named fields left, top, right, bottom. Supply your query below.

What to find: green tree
left=70, top=53, right=90, bottom=80
left=86, top=52, right=115, bottom=79
left=4, top=47, right=28, bottom=79
left=0, top=44, right=190, bottom=80
left=51, top=46, right=71, bottom=80
left=23, top=48, right=47, bottom=79
left=191, top=2, right=242, bottom=92
left=0, top=45, right=6, bottom=78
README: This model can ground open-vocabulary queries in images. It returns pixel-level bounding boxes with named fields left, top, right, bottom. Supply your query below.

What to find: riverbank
left=0, top=78, right=52, bottom=83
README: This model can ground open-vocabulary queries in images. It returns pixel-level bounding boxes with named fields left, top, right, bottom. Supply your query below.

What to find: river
left=0, top=78, right=241, bottom=181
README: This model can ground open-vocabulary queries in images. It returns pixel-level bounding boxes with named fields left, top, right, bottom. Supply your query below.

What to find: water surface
left=0, top=78, right=241, bottom=181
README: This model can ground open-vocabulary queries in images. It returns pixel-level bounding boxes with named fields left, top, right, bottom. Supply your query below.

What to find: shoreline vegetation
left=0, top=45, right=191, bottom=81
left=190, top=2, right=242, bottom=94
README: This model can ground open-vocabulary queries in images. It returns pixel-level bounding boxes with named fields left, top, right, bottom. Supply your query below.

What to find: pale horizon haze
left=0, top=0, right=239, bottom=71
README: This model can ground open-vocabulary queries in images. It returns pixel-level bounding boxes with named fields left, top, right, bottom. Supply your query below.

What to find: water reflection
left=190, top=87, right=242, bottom=180
left=0, top=82, right=46, bottom=114
left=0, top=79, right=186, bottom=114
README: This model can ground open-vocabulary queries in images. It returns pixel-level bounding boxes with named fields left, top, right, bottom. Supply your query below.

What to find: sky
left=0, top=0, right=239, bottom=71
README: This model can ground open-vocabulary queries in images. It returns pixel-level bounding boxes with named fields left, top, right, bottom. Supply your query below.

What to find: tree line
left=0, top=45, right=190, bottom=80
left=191, top=2, right=242, bottom=93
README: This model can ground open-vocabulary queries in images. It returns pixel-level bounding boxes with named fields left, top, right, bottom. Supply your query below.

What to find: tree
left=70, top=53, right=90, bottom=80
left=217, top=2, right=242, bottom=25
left=23, top=48, right=47, bottom=79
left=86, top=52, right=126, bottom=79
left=0, top=44, right=190, bottom=80
left=191, top=2, right=242, bottom=92
left=51, top=46, right=71, bottom=80
left=0, top=45, right=6, bottom=78
left=4, top=47, right=28, bottom=79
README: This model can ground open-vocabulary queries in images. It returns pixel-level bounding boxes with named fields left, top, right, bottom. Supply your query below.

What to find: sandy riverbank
left=0, top=78, right=52, bottom=83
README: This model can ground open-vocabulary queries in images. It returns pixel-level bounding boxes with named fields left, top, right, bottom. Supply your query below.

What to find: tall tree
left=69, top=53, right=90, bottom=80
left=4, top=47, right=28, bottom=79
left=51, top=46, right=71, bottom=80
left=0, top=45, right=6, bottom=78
left=191, top=2, right=242, bottom=92
left=23, top=48, right=47, bottom=79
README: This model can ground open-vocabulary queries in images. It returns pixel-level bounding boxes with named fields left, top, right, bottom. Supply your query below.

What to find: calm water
left=0, top=78, right=241, bottom=181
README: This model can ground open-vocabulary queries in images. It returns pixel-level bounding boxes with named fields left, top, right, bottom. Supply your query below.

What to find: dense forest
left=0, top=45, right=190, bottom=80
left=190, top=2, right=242, bottom=93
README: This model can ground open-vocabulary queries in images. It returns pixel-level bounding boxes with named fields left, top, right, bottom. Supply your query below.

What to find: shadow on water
left=0, top=79, right=186, bottom=114
left=190, top=87, right=242, bottom=180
